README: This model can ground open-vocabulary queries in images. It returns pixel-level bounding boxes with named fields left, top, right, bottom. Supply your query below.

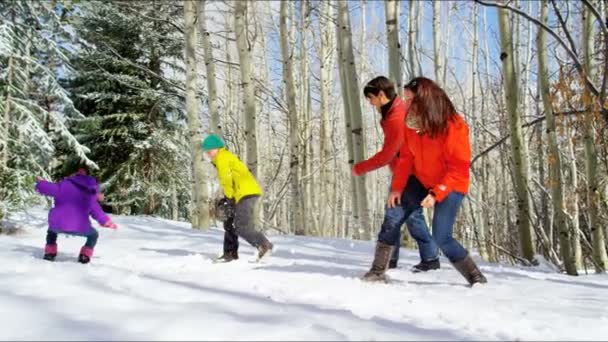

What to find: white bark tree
left=280, top=1, right=305, bottom=235
left=184, top=0, right=209, bottom=229
left=235, top=0, right=259, bottom=176
left=385, top=0, right=402, bottom=90
left=497, top=5, right=536, bottom=264
left=582, top=0, right=608, bottom=272
left=319, top=0, right=335, bottom=236
left=337, top=0, right=372, bottom=239
left=197, top=0, right=220, bottom=135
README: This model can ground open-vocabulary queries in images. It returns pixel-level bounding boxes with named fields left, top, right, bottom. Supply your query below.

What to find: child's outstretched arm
left=89, top=197, right=117, bottom=229
left=35, top=179, right=60, bottom=197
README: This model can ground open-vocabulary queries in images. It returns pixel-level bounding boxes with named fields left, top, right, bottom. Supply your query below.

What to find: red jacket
left=391, top=113, right=471, bottom=202
left=352, top=96, right=410, bottom=175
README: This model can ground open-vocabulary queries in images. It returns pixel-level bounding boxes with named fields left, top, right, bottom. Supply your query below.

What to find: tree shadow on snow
left=481, top=267, right=608, bottom=290
left=11, top=244, right=102, bottom=263
left=139, top=247, right=219, bottom=260
left=136, top=272, right=470, bottom=341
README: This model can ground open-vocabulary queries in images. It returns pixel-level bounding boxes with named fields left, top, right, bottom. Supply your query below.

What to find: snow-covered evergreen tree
left=62, top=1, right=191, bottom=218
left=0, top=1, right=93, bottom=220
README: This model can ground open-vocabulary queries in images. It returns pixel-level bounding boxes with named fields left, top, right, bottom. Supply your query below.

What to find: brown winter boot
left=362, top=242, right=394, bottom=283
left=256, top=241, right=274, bottom=261
left=452, top=254, right=488, bottom=286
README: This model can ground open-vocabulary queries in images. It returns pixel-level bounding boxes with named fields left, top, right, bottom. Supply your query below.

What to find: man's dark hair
left=363, top=76, right=396, bottom=99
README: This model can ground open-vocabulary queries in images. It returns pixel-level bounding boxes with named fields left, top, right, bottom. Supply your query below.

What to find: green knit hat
left=201, top=134, right=225, bottom=151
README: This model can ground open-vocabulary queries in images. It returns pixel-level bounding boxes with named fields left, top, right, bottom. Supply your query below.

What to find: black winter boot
left=452, top=254, right=487, bottom=286
left=411, top=258, right=440, bottom=273
left=215, top=250, right=239, bottom=263
left=362, top=242, right=394, bottom=282
left=388, top=259, right=398, bottom=269
left=77, top=254, right=90, bottom=264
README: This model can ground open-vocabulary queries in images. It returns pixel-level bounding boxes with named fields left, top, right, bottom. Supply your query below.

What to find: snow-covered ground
left=1, top=207, right=607, bottom=341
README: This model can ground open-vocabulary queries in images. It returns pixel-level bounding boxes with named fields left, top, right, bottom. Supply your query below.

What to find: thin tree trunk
left=566, top=131, right=583, bottom=270
left=184, top=0, right=208, bottom=229
left=442, top=2, right=453, bottom=87
left=197, top=0, right=220, bottom=135
left=407, top=0, right=419, bottom=78
left=582, top=1, right=608, bottom=272
left=319, top=0, right=335, bottom=235
left=1, top=55, right=13, bottom=168
left=470, top=2, right=488, bottom=261
left=337, top=0, right=372, bottom=240
left=235, top=0, right=258, bottom=177
left=172, top=183, right=179, bottom=221
left=538, top=0, right=577, bottom=274
left=432, top=0, right=443, bottom=86
left=300, top=0, right=313, bottom=236
left=385, top=0, right=402, bottom=90
left=280, top=1, right=305, bottom=235
left=497, top=6, right=536, bottom=264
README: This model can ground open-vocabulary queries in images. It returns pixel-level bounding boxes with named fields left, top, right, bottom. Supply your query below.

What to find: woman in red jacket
left=378, top=77, right=486, bottom=286
left=354, top=76, right=439, bottom=280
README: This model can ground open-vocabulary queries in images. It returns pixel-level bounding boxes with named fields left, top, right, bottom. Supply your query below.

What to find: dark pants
left=378, top=176, right=439, bottom=262
left=223, top=195, right=270, bottom=253
left=46, top=228, right=99, bottom=249
left=387, top=204, right=436, bottom=262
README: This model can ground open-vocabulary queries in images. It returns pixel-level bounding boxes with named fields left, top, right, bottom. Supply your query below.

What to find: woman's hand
left=387, top=191, right=401, bottom=208
left=421, top=194, right=436, bottom=208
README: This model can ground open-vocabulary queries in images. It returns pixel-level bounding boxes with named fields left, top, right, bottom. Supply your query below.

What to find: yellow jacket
left=212, top=148, right=262, bottom=203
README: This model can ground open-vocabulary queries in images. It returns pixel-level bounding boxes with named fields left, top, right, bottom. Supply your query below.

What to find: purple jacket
left=35, top=175, right=110, bottom=234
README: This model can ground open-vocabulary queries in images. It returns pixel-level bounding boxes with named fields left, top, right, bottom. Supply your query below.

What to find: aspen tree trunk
left=385, top=0, right=402, bottom=89
left=235, top=0, right=258, bottom=177
left=442, top=2, right=453, bottom=87
left=537, top=0, right=576, bottom=274
left=432, top=0, right=443, bottom=86
left=300, top=0, right=313, bottom=235
left=336, top=18, right=359, bottom=239
left=337, top=0, right=372, bottom=239
left=184, top=0, right=209, bottom=229
left=582, top=1, right=608, bottom=272
left=498, top=5, right=536, bottom=263
left=407, top=0, right=420, bottom=78
left=566, top=131, right=583, bottom=270
left=481, top=7, right=497, bottom=261
left=319, top=0, right=335, bottom=235
left=280, top=1, right=305, bottom=235
left=197, top=0, right=220, bottom=135
left=471, top=3, right=488, bottom=261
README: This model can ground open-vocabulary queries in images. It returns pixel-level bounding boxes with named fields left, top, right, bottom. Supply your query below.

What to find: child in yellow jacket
left=202, top=134, right=274, bottom=262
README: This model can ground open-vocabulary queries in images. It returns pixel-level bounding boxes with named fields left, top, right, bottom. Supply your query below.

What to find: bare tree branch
left=471, top=109, right=587, bottom=165
left=474, top=0, right=608, bottom=125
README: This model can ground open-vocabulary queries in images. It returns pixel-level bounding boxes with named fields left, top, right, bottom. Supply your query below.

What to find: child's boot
left=78, top=246, right=94, bottom=264
left=43, top=244, right=57, bottom=261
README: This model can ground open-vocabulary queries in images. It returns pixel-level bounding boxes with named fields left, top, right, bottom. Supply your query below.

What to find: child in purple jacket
left=35, top=165, right=117, bottom=264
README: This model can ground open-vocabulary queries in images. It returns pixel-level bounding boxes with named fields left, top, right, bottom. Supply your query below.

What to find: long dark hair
left=363, top=76, right=396, bottom=99
left=408, top=77, right=457, bottom=137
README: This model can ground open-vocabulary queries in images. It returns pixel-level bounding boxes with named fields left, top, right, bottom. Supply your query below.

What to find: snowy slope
left=1, top=207, right=607, bottom=341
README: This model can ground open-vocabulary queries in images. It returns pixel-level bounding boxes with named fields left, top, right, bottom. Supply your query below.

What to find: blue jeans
left=431, top=192, right=468, bottom=262
left=379, top=176, right=439, bottom=262
left=46, top=229, right=99, bottom=248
